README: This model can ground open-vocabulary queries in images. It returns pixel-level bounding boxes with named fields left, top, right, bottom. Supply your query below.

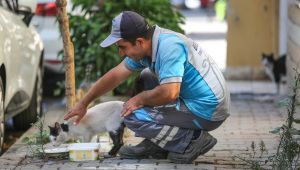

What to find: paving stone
left=80, top=160, right=102, bottom=167
left=1, top=166, right=19, bottom=170
left=16, top=164, right=43, bottom=170
left=0, top=92, right=294, bottom=169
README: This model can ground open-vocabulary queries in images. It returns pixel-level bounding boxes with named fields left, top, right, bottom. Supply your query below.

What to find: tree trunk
left=56, top=0, right=76, bottom=111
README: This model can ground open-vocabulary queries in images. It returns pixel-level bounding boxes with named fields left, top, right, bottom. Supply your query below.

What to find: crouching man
left=64, top=11, right=230, bottom=164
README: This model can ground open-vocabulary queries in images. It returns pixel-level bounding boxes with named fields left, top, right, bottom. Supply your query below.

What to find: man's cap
left=100, top=11, right=149, bottom=48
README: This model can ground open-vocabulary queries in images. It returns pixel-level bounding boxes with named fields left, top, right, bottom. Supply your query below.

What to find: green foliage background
left=68, top=0, right=185, bottom=95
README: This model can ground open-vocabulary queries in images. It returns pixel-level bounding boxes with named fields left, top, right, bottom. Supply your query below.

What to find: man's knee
left=133, top=68, right=159, bottom=95
left=124, top=111, right=155, bottom=133
left=123, top=114, right=135, bottom=126
left=140, top=68, right=159, bottom=90
left=123, top=114, right=144, bottom=131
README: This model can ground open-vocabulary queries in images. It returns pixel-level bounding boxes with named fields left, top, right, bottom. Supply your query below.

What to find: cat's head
left=262, top=53, right=275, bottom=67
left=48, top=122, right=69, bottom=146
left=262, top=53, right=274, bottom=62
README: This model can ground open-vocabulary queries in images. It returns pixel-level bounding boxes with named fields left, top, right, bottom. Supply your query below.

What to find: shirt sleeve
left=124, top=57, right=145, bottom=71
left=157, top=36, right=187, bottom=84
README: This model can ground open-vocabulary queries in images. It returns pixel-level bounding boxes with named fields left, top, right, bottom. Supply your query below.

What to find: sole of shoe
left=168, top=135, right=217, bottom=164
left=119, top=151, right=169, bottom=159
left=149, top=151, right=169, bottom=159
left=119, top=153, right=149, bottom=159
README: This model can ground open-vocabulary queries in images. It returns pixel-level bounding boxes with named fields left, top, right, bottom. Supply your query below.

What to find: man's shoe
left=167, top=131, right=217, bottom=164
left=118, top=139, right=168, bottom=159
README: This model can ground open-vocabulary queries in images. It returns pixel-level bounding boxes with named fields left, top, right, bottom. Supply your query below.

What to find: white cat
left=48, top=101, right=125, bottom=157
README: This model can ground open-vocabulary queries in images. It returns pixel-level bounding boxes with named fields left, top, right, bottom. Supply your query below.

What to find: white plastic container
left=68, top=143, right=100, bottom=161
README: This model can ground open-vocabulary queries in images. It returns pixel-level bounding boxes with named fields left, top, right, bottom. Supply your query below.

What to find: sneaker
left=167, top=131, right=217, bottom=164
left=118, top=139, right=168, bottom=159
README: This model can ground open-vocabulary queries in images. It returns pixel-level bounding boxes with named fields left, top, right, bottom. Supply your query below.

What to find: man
left=64, top=11, right=230, bottom=164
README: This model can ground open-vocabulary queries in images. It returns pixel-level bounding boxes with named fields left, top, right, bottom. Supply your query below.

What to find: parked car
left=0, top=0, right=44, bottom=152
left=31, top=0, right=75, bottom=96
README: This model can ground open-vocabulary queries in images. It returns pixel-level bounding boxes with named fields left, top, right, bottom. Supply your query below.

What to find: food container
left=68, top=143, right=100, bottom=161
left=44, top=144, right=69, bottom=158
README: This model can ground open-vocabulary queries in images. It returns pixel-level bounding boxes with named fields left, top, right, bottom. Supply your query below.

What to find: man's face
left=116, top=39, right=145, bottom=61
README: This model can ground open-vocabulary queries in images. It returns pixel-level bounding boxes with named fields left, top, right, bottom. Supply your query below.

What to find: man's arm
left=121, top=82, right=181, bottom=117
left=64, top=60, right=132, bottom=123
left=139, top=83, right=180, bottom=106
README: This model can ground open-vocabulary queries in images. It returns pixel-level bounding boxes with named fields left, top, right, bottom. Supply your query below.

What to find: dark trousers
left=125, top=68, right=225, bottom=153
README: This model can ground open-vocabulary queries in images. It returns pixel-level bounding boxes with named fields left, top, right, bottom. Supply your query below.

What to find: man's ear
left=136, top=38, right=145, bottom=46
left=118, top=48, right=126, bottom=57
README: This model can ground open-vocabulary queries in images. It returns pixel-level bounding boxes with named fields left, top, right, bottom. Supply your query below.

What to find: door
left=226, top=0, right=279, bottom=68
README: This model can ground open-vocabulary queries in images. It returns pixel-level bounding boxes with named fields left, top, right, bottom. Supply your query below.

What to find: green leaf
left=270, top=127, right=281, bottom=134
left=290, top=128, right=300, bottom=135
left=277, top=98, right=289, bottom=107
left=22, top=137, right=30, bottom=143
left=293, top=119, right=300, bottom=124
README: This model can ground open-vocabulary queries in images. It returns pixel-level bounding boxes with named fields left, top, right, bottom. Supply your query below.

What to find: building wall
left=287, top=3, right=300, bottom=84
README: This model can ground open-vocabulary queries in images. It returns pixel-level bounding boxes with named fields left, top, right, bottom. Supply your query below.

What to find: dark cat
left=261, top=53, right=286, bottom=94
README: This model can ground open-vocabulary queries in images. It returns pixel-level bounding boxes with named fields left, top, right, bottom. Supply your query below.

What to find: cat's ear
left=48, top=125, right=53, bottom=129
left=55, top=122, right=61, bottom=129
left=60, top=123, right=69, bottom=132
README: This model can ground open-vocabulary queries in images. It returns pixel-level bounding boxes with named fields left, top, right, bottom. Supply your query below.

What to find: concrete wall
left=287, top=3, right=300, bottom=84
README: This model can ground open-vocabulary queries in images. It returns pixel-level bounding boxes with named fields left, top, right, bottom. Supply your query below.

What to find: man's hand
left=121, top=83, right=181, bottom=117
left=64, top=101, right=87, bottom=125
left=121, top=96, right=143, bottom=117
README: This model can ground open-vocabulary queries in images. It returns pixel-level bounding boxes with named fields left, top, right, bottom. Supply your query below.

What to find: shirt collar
left=151, top=25, right=161, bottom=63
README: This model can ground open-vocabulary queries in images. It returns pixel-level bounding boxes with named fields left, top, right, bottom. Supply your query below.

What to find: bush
left=67, top=0, right=185, bottom=95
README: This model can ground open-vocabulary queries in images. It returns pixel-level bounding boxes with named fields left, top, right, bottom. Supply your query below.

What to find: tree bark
left=56, top=0, right=76, bottom=111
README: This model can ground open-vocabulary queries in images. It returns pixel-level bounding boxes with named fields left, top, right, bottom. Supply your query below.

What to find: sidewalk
left=0, top=81, right=287, bottom=169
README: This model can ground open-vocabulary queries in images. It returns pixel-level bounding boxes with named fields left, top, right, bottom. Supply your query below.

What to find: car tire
left=0, top=78, right=5, bottom=153
left=13, top=66, right=43, bottom=130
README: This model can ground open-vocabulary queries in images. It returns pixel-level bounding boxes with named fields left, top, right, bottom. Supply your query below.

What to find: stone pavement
left=0, top=81, right=288, bottom=169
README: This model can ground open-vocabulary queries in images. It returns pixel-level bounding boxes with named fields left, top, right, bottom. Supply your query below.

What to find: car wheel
left=0, top=78, right=5, bottom=153
left=13, top=66, right=43, bottom=130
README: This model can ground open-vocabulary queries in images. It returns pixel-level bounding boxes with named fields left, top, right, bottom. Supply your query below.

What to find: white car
left=0, top=0, right=44, bottom=151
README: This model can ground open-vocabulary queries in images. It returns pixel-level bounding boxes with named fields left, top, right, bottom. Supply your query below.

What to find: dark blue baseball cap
left=100, top=11, right=149, bottom=48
